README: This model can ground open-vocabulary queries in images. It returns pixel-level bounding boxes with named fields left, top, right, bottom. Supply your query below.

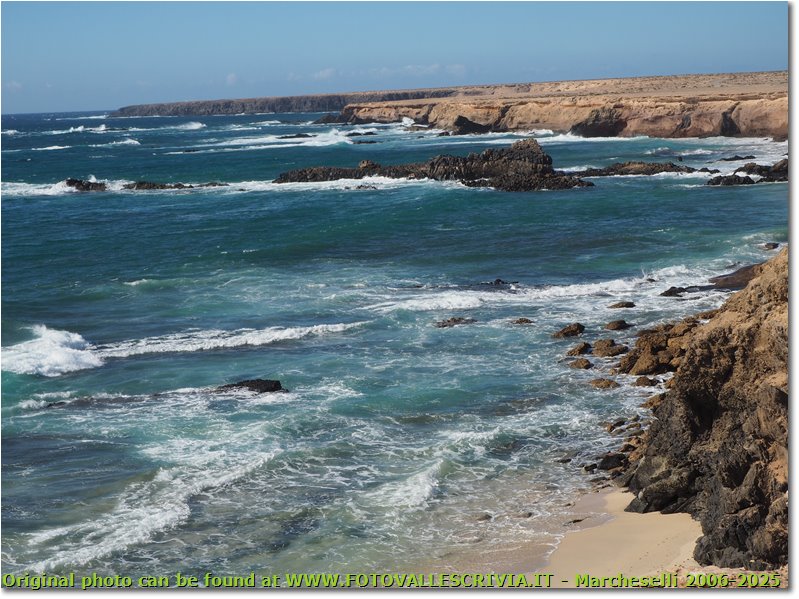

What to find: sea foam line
left=2, top=322, right=367, bottom=377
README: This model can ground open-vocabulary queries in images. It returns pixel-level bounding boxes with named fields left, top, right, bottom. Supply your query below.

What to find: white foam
left=89, top=138, right=140, bottom=147
left=2, top=322, right=365, bottom=376
left=2, top=129, right=19, bottom=135
left=252, top=120, right=281, bottom=126
left=96, top=322, right=366, bottom=358
left=367, top=460, right=442, bottom=508
left=175, top=121, right=206, bottom=130
left=2, top=325, right=104, bottom=376
left=31, top=145, right=70, bottom=151
left=1, top=181, right=79, bottom=196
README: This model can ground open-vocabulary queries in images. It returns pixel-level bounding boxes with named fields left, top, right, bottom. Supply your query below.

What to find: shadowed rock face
left=707, top=159, right=788, bottom=186
left=273, top=139, right=593, bottom=192
left=623, top=249, right=788, bottom=569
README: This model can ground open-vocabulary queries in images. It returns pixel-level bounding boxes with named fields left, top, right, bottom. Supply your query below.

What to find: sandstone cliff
left=622, top=249, right=788, bottom=569
left=340, top=72, right=787, bottom=139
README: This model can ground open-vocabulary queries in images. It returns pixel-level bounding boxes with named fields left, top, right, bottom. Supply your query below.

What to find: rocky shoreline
left=546, top=248, right=787, bottom=570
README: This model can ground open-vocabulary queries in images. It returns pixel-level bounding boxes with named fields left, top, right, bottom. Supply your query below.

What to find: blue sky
left=1, top=1, right=788, bottom=114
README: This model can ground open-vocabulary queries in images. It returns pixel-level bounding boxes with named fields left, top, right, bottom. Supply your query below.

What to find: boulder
left=634, top=376, right=658, bottom=387
left=553, top=323, right=585, bottom=338
left=708, top=262, right=763, bottom=290
left=568, top=358, right=593, bottom=369
left=605, top=319, right=632, bottom=331
left=451, top=115, right=493, bottom=135
left=566, top=341, right=591, bottom=356
left=512, top=317, right=533, bottom=325
left=660, top=286, right=687, bottom=297
left=608, top=301, right=635, bottom=308
left=590, top=378, right=621, bottom=389
left=593, top=338, right=629, bottom=357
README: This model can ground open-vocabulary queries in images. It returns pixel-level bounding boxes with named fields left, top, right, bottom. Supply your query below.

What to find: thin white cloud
left=5, top=80, right=22, bottom=92
left=226, top=73, right=238, bottom=86
left=312, top=68, right=336, bottom=81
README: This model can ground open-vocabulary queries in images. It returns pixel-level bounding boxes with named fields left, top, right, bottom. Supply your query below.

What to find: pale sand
left=543, top=488, right=702, bottom=588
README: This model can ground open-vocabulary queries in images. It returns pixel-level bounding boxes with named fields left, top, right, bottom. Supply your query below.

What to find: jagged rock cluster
left=274, top=139, right=592, bottom=192
left=707, top=159, right=788, bottom=186
left=567, top=162, right=719, bottom=177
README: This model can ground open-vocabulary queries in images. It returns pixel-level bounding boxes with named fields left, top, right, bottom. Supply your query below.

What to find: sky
left=1, top=1, right=789, bottom=114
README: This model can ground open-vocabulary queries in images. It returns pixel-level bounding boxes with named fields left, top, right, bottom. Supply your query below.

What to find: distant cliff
left=111, top=71, right=787, bottom=140
left=111, top=89, right=460, bottom=117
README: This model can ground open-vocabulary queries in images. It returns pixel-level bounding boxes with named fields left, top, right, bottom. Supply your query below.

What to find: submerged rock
left=122, top=181, right=228, bottom=190
left=434, top=317, right=477, bottom=328
left=217, top=379, right=285, bottom=393
left=608, top=301, right=635, bottom=308
left=512, top=317, right=533, bottom=325
left=706, top=174, right=756, bottom=186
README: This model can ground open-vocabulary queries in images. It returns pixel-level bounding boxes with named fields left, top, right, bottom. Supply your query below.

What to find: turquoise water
left=1, top=112, right=788, bottom=576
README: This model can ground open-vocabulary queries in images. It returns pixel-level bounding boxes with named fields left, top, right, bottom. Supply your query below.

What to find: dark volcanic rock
left=553, top=323, right=585, bottom=338
left=608, top=301, right=636, bottom=309
left=598, top=452, right=628, bottom=470
left=512, top=317, right=533, bottom=325
left=735, top=159, right=788, bottom=182
left=345, top=131, right=377, bottom=137
left=434, top=317, right=477, bottom=328
left=570, top=107, right=627, bottom=137
left=623, top=249, right=787, bottom=569
left=274, top=139, right=592, bottom=192
left=763, top=242, right=780, bottom=250
left=65, top=178, right=107, bottom=192
left=708, top=262, right=763, bottom=290
left=277, top=133, right=314, bottom=139
left=634, top=376, right=658, bottom=387
left=660, top=286, right=687, bottom=297
left=571, top=161, right=709, bottom=177
left=218, top=379, right=285, bottom=393
left=353, top=140, right=379, bottom=144
left=706, top=174, right=756, bottom=186
left=719, top=155, right=756, bottom=161
left=122, top=181, right=228, bottom=191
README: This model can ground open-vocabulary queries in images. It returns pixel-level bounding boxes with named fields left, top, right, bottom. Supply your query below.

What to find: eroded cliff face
left=623, top=249, right=788, bottom=569
left=341, top=96, right=788, bottom=140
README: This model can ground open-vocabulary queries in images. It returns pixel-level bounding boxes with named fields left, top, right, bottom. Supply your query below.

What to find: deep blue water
left=1, top=111, right=788, bottom=576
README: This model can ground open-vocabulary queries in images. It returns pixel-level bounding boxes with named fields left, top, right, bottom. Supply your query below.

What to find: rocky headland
left=111, top=71, right=787, bottom=140
left=550, top=248, right=788, bottom=570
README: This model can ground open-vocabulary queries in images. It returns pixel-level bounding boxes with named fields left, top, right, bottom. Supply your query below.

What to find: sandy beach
left=543, top=489, right=701, bottom=588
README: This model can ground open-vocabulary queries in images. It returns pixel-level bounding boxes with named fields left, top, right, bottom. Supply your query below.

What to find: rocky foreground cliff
left=621, top=248, right=788, bottom=569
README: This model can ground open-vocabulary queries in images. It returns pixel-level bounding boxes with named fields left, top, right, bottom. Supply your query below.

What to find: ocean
left=1, top=111, right=788, bottom=577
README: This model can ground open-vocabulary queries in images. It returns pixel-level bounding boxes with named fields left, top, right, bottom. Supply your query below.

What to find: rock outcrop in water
left=621, top=248, right=788, bottom=569
left=274, top=139, right=592, bottom=192
left=706, top=159, right=788, bottom=186
left=567, top=162, right=719, bottom=177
